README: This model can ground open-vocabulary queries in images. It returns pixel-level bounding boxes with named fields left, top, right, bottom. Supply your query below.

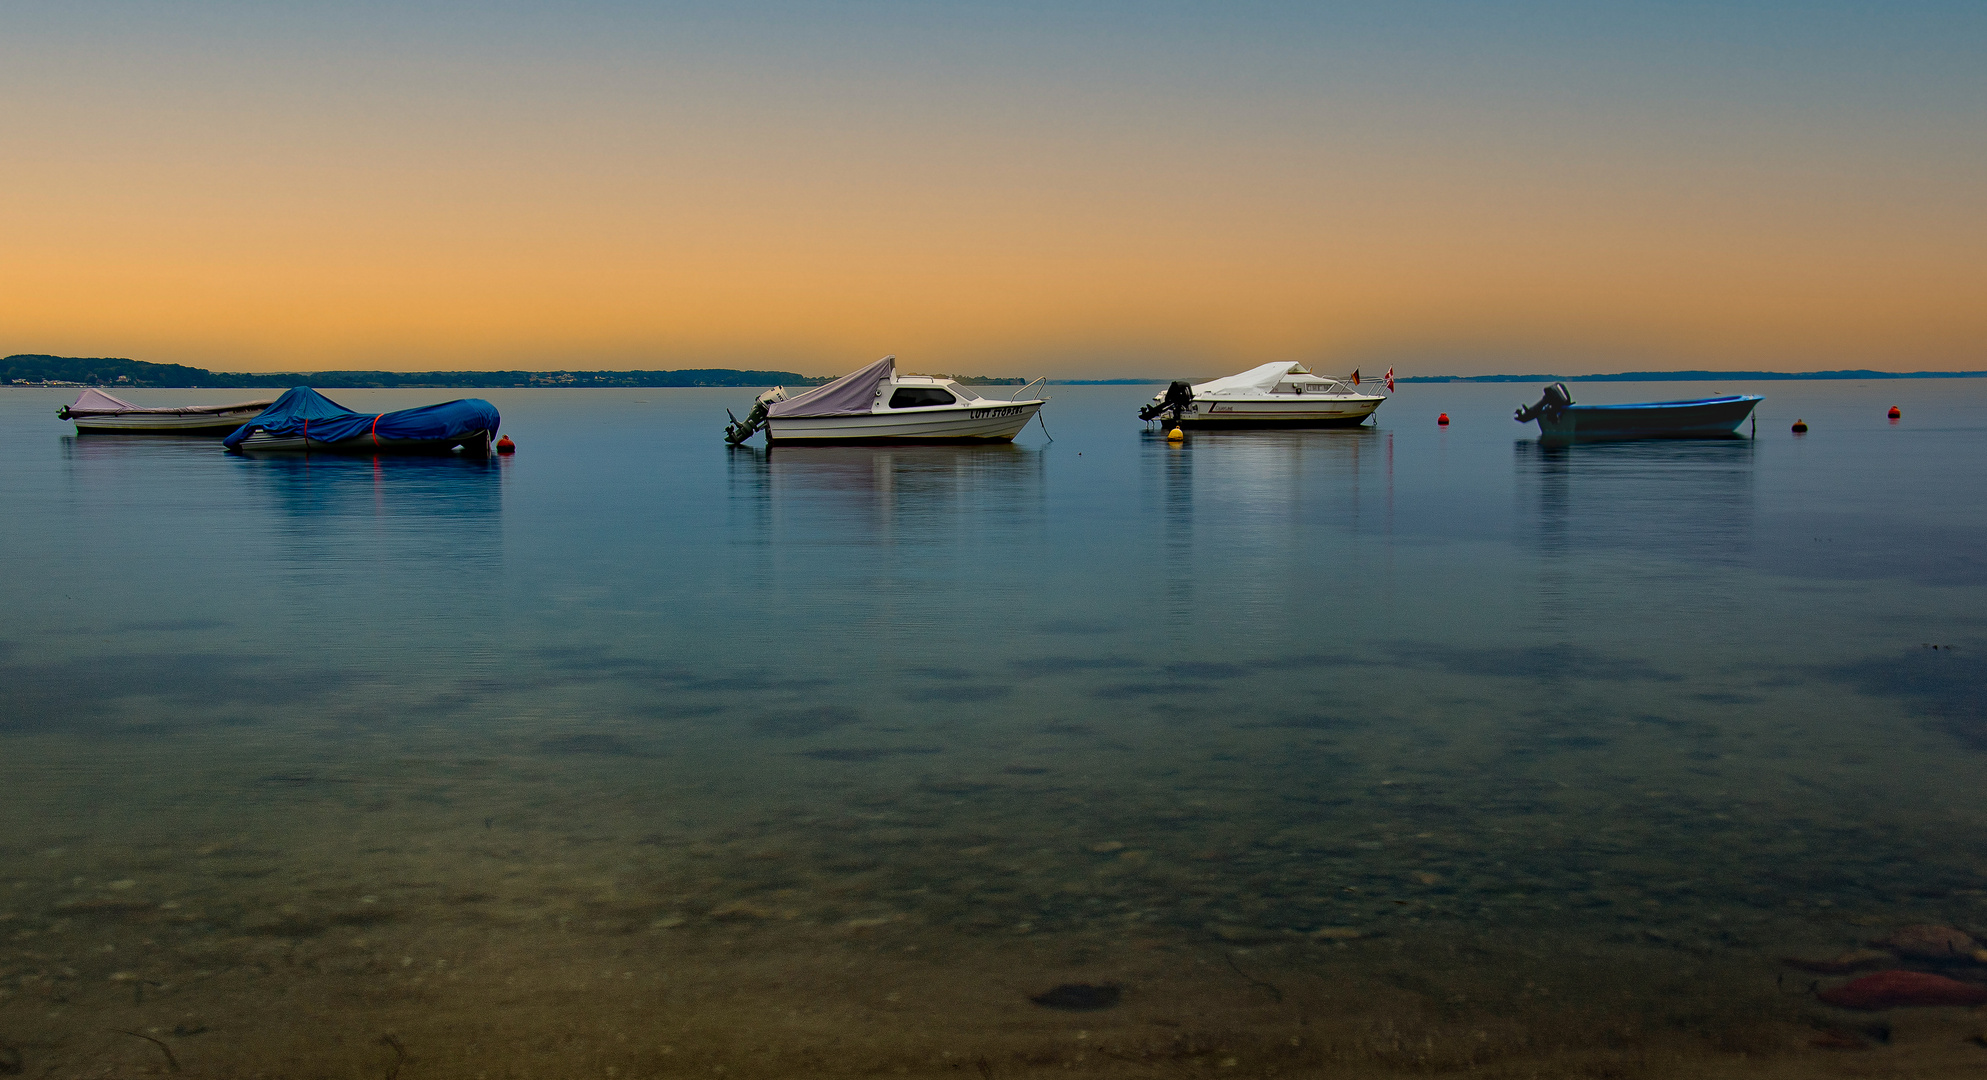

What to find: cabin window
left=889, top=388, right=957, bottom=408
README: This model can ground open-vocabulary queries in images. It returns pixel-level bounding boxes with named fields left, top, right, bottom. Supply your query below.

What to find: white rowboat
left=59, top=389, right=274, bottom=435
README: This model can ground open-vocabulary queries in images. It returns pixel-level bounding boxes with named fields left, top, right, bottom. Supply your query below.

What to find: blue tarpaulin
left=223, top=387, right=501, bottom=449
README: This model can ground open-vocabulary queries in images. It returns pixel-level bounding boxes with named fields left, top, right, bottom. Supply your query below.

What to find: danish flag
left=1384, top=367, right=1395, bottom=393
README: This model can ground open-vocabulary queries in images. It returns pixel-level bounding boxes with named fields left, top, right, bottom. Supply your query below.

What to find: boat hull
left=1536, top=396, right=1762, bottom=443
left=73, top=411, right=266, bottom=435
left=231, top=430, right=494, bottom=454
left=767, top=402, right=1042, bottom=444
left=1174, top=396, right=1384, bottom=428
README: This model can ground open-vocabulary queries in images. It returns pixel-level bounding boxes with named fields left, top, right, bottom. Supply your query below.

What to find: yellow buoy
left=1167, top=427, right=1184, bottom=440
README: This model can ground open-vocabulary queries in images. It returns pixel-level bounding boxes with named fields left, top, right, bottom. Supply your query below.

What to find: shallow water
left=3, top=381, right=1986, bottom=1077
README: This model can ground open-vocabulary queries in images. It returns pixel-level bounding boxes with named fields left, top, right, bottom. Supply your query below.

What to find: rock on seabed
left=1782, top=949, right=1892, bottom=975
left=1817, top=970, right=1987, bottom=1010
left=1875, top=924, right=1980, bottom=960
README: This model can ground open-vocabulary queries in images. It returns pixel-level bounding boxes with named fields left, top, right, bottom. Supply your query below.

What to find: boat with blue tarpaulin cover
left=222, top=387, right=500, bottom=454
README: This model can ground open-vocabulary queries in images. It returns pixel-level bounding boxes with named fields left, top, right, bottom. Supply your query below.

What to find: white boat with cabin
left=725, top=356, right=1047, bottom=445
left=1140, top=362, right=1386, bottom=429
left=58, top=388, right=275, bottom=435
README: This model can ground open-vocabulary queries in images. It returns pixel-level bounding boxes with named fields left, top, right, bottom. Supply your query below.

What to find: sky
left=2, top=1, right=1983, bottom=377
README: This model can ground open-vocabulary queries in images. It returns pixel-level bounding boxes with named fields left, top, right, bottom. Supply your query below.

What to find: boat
left=58, top=388, right=275, bottom=434
left=1139, top=362, right=1386, bottom=428
left=723, top=356, right=1047, bottom=445
left=1515, top=384, right=1763, bottom=443
left=222, top=386, right=501, bottom=454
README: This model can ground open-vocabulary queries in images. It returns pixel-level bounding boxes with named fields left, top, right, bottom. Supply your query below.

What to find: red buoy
left=496, top=435, right=516, bottom=454
left=1437, top=413, right=1450, bottom=426
left=1791, top=419, right=1808, bottom=433
left=1888, top=406, right=1901, bottom=419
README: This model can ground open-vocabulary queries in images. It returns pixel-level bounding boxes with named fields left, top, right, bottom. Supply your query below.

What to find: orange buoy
left=496, top=435, right=516, bottom=454
left=1791, top=419, right=1808, bottom=433
left=1888, top=406, right=1901, bottom=419
left=1437, top=413, right=1450, bottom=426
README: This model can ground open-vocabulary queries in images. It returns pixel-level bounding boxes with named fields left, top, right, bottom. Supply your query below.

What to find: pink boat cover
left=766, top=356, right=894, bottom=418
left=63, top=388, right=275, bottom=417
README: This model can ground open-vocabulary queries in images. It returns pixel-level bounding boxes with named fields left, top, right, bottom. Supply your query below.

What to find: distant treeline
left=20, top=353, right=1975, bottom=390
left=1400, top=369, right=1987, bottom=383
left=1, top=354, right=1043, bottom=389
left=3, top=354, right=830, bottom=389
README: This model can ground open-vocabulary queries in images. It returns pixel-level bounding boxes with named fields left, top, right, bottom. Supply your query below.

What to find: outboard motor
left=724, top=387, right=787, bottom=445
left=1138, top=380, right=1196, bottom=423
left=1514, top=382, right=1574, bottom=424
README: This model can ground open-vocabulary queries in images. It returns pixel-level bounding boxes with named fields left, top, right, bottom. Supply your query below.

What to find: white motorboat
left=1139, top=362, right=1386, bottom=429
left=58, top=388, right=275, bottom=435
left=724, top=356, right=1047, bottom=445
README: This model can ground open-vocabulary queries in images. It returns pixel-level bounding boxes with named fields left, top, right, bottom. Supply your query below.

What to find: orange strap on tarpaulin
left=371, top=414, right=383, bottom=445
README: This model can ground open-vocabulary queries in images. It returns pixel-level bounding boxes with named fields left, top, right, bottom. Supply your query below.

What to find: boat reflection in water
left=726, top=443, right=1045, bottom=546
left=234, top=455, right=507, bottom=646
left=1515, top=436, right=1758, bottom=644
left=41, top=440, right=507, bottom=734
left=59, top=430, right=239, bottom=466
left=234, top=451, right=505, bottom=525
left=1515, top=437, right=1756, bottom=567
left=1148, top=425, right=1391, bottom=526
left=59, top=430, right=505, bottom=529
left=1146, top=426, right=1392, bottom=615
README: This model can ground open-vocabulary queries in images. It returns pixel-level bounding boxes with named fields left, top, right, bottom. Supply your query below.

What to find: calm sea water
left=3, top=381, right=1984, bottom=1077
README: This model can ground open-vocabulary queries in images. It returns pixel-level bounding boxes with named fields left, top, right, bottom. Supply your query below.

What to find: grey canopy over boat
left=767, top=355, right=895, bottom=418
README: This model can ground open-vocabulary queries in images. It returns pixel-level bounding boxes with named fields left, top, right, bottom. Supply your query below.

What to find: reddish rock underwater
left=1817, top=970, right=1987, bottom=1010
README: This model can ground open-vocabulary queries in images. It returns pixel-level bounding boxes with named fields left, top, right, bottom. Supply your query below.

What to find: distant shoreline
left=2, top=353, right=1055, bottom=390
left=7, top=353, right=1984, bottom=389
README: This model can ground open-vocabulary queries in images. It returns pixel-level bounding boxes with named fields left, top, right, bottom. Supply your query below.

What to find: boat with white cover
left=1139, top=362, right=1386, bottom=429
left=724, top=356, right=1047, bottom=445
left=58, top=388, right=275, bottom=435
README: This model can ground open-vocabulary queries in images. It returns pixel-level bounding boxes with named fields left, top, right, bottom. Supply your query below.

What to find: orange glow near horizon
left=2, top=6, right=1982, bottom=377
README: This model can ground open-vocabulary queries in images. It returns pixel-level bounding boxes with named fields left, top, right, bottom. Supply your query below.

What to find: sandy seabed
left=5, top=731, right=1987, bottom=1079
left=9, top=904, right=1987, bottom=1078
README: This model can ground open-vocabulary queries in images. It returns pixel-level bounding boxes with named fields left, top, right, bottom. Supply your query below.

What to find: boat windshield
left=889, top=387, right=958, bottom=408
left=1284, top=378, right=1352, bottom=395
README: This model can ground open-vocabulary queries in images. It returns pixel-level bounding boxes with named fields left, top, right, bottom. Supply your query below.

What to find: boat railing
left=999, top=377, right=1047, bottom=402
left=1304, top=378, right=1381, bottom=397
